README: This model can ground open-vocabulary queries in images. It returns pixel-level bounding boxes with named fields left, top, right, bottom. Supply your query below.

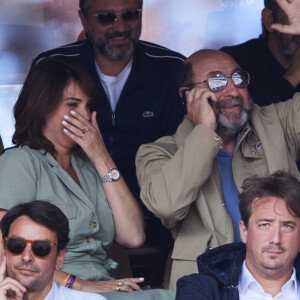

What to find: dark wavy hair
left=239, top=171, right=300, bottom=228
left=12, top=57, right=98, bottom=155
left=1, top=200, right=70, bottom=252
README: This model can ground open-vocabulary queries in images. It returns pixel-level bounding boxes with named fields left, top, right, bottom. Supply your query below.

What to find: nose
left=112, top=13, right=127, bottom=31
left=77, top=105, right=91, bottom=121
left=223, top=77, right=239, bottom=97
left=270, top=225, right=282, bottom=244
left=21, top=243, right=34, bottom=262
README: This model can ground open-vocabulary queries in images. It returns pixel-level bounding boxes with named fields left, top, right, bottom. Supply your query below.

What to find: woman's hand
left=62, top=110, right=112, bottom=173
left=76, top=277, right=145, bottom=293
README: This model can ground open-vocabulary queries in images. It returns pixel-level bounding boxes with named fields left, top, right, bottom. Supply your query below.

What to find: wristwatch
left=100, top=168, right=121, bottom=183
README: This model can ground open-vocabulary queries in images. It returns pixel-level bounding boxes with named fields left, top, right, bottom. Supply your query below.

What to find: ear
left=78, top=10, right=88, bottom=32
left=55, top=249, right=66, bottom=270
left=262, top=8, right=275, bottom=33
left=179, top=87, right=189, bottom=98
left=239, top=220, right=248, bottom=244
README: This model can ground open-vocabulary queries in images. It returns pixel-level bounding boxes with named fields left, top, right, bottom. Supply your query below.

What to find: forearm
left=137, top=124, right=221, bottom=229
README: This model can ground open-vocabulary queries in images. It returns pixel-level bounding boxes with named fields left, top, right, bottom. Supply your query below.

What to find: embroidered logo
left=143, top=111, right=154, bottom=118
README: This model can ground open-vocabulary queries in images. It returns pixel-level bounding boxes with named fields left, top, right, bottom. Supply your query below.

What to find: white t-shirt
left=44, top=282, right=107, bottom=300
left=95, top=59, right=133, bottom=112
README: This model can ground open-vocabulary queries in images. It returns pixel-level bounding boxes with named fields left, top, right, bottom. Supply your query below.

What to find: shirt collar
left=238, top=260, right=299, bottom=297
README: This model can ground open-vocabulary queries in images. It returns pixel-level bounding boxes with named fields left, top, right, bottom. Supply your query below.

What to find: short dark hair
left=0, top=201, right=70, bottom=252
left=176, top=61, right=194, bottom=88
left=12, top=57, right=98, bottom=155
left=79, top=0, right=143, bottom=14
left=239, top=171, right=300, bottom=227
left=264, top=0, right=280, bottom=11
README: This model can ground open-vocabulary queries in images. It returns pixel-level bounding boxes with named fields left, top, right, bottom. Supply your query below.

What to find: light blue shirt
left=217, top=148, right=241, bottom=242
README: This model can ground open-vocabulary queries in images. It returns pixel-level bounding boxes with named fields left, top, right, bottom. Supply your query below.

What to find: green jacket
left=0, top=147, right=116, bottom=281
left=136, top=92, right=300, bottom=290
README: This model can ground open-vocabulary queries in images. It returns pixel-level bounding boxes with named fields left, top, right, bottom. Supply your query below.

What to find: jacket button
left=86, top=237, right=92, bottom=243
left=91, top=222, right=97, bottom=228
left=215, top=136, right=220, bottom=142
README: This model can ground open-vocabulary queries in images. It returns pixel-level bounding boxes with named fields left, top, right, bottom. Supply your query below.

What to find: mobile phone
left=181, top=90, right=187, bottom=114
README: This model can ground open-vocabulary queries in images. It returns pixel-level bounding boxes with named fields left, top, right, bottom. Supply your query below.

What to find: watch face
left=110, top=168, right=120, bottom=180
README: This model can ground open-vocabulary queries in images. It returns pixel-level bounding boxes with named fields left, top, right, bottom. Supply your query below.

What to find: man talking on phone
left=0, top=201, right=105, bottom=300
left=136, top=0, right=300, bottom=291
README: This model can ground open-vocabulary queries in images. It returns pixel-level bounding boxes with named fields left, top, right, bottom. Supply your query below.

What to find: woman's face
left=43, top=80, right=93, bottom=151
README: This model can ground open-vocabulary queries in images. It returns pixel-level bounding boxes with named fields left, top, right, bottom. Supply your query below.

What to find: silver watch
left=100, top=168, right=121, bottom=183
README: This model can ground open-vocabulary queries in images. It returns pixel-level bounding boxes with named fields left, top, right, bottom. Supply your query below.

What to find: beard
left=87, top=23, right=141, bottom=61
left=214, top=95, right=253, bottom=137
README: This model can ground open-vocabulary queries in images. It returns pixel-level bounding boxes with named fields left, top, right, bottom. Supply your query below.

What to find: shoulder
left=0, top=146, right=37, bottom=165
left=32, top=40, right=89, bottom=66
left=176, top=273, right=219, bottom=299
left=220, top=38, right=266, bottom=62
left=136, top=40, right=186, bottom=65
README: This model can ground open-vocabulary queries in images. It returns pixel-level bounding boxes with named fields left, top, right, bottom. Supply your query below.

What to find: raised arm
left=271, top=0, right=300, bottom=34
left=62, top=110, right=145, bottom=248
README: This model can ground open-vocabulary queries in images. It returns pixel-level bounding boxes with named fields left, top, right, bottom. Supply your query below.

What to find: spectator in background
left=31, top=0, right=185, bottom=270
left=221, top=0, right=300, bottom=106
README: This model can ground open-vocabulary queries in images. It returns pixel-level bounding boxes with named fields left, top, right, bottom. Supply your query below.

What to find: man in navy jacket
left=176, top=171, right=300, bottom=299
left=31, top=0, right=185, bottom=254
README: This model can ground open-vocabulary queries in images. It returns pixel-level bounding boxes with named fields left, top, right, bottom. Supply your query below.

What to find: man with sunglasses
left=0, top=201, right=105, bottom=299
left=221, top=0, right=300, bottom=106
left=135, top=47, right=300, bottom=291
left=30, top=0, right=185, bottom=265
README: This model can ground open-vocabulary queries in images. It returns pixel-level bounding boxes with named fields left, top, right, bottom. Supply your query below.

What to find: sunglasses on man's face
left=87, top=8, right=142, bottom=28
left=187, top=70, right=250, bottom=92
left=5, top=237, right=57, bottom=258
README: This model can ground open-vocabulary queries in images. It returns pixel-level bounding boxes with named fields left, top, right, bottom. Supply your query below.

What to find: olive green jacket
left=136, top=93, right=300, bottom=290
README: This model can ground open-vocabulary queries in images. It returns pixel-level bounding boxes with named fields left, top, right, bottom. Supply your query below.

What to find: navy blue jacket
left=32, top=40, right=185, bottom=218
left=176, top=243, right=300, bottom=300
left=221, top=38, right=300, bottom=106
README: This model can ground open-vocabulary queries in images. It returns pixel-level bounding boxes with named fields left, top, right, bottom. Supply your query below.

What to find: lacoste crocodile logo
left=143, top=111, right=154, bottom=118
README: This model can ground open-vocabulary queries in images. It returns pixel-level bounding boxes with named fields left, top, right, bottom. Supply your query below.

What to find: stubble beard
left=215, top=95, right=253, bottom=138
left=9, top=262, right=50, bottom=292
left=87, top=23, right=142, bottom=61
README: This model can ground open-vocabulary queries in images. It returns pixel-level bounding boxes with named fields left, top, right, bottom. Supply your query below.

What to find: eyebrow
left=65, top=97, right=81, bottom=102
left=257, top=218, right=297, bottom=225
left=208, top=67, right=241, bottom=76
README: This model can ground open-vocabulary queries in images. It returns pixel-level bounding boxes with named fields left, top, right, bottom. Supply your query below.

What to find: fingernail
left=64, top=115, right=69, bottom=119
left=70, top=110, right=76, bottom=115
left=62, top=120, right=67, bottom=125
left=139, top=278, right=144, bottom=281
left=63, top=129, right=68, bottom=133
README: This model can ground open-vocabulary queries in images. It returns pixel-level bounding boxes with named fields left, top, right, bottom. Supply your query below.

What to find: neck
left=23, top=282, right=53, bottom=300
left=221, top=135, right=237, bottom=154
left=245, top=260, right=293, bottom=298
left=54, top=148, right=71, bottom=171
left=268, top=35, right=290, bottom=68
left=94, top=47, right=133, bottom=76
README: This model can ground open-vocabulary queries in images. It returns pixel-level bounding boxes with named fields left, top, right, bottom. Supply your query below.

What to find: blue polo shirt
left=217, top=148, right=241, bottom=242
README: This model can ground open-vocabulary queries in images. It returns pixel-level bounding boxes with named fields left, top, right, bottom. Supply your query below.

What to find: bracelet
left=66, top=275, right=77, bottom=289
left=60, top=273, right=71, bottom=286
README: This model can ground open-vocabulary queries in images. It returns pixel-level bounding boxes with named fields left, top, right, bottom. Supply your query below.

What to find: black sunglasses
left=5, top=237, right=57, bottom=258
left=186, top=70, right=250, bottom=92
left=87, top=8, right=142, bottom=28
